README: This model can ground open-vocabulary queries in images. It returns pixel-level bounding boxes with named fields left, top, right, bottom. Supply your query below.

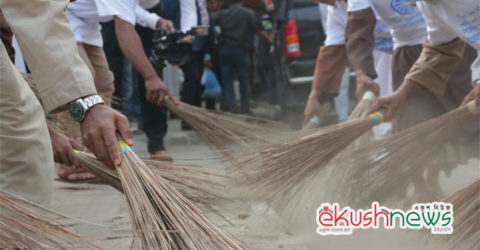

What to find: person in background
left=0, top=1, right=132, bottom=206
left=212, top=0, right=274, bottom=114
left=201, top=54, right=222, bottom=110
left=254, top=7, right=277, bottom=105
left=100, top=0, right=177, bottom=162
left=162, top=0, right=211, bottom=130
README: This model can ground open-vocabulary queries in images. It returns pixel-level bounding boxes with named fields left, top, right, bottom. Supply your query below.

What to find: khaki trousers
left=56, top=43, right=114, bottom=148
left=0, top=41, right=53, bottom=206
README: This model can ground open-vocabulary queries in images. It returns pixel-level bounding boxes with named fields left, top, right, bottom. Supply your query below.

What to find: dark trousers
left=257, top=64, right=277, bottom=104
left=220, top=45, right=252, bottom=112
left=180, top=50, right=205, bottom=107
left=101, top=4, right=168, bottom=153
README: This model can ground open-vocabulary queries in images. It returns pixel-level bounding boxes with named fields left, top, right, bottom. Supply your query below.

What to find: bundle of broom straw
left=74, top=150, right=228, bottom=207
left=164, top=98, right=284, bottom=163
left=346, top=101, right=479, bottom=203
left=238, top=103, right=385, bottom=201
left=326, top=91, right=378, bottom=204
left=114, top=139, right=244, bottom=249
left=436, top=179, right=479, bottom=250
left=0, top=191, right=99, bottom=249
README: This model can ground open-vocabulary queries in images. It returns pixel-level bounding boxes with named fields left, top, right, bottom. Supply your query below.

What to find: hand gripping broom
left=114, top=139, right=244, bottom=249
left=347, top=101, right=479, bottom=204
left=238, top=101, right=385, bottom=201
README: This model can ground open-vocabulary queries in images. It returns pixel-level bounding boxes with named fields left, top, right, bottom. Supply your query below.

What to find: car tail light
left=284, top=20, right=301, bottom=57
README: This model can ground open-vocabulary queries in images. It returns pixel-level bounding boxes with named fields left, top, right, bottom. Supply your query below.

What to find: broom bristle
left=115, top=142, right=244, bottom=249
left=326, top=92, right=377, bottom=204
left=0, top=191, right=100, bottom=250
left=238, top=113, right=380, bottom=201
left=165, top=100, right=285, bottom=164
left=75, top=151, right=229, bottom=207
left=346, top=102, right=478, bottom=204
left=435, top=179, right=480, bottom=250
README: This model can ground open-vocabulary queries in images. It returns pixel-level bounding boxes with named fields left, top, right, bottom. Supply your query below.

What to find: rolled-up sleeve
left=405, top=38, right=466, bottom=97
left=345, top=7, right=377, bottom=79
left=0, top=0, right=96, bottom=113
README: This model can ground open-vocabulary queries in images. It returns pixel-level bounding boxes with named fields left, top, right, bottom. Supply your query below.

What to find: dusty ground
left=50, top=119, right=479, bottom=250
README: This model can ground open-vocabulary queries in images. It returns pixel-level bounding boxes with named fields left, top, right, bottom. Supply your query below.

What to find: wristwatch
left=69, top=95, right=105, bottom=122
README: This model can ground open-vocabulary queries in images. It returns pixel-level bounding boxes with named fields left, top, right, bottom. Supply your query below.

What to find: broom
left=114, top=139, right=244, bottom=249
left=436, top=179, right=479, bottom=250
left=238, top=101, right=385, bottom=201
left=74, top=150, right=228, bottom=206
left=0, top=191, right=100, bottom=249
left=164, top=98, right=284, bottom=163
left=347, top=101, right=479, bottom=203
left=326, top=91, right=378, bottom=203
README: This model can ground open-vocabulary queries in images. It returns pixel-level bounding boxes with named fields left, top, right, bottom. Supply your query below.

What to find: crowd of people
left=0, top=0, right=479, bottom=221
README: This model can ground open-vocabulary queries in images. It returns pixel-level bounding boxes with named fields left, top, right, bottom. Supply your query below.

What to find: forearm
left=311, top=45, right=347, bottom=97
left=345, top=8, right=377, bottom=79
left=404, top=38, right=466, bottom=97
left=114, top=17, right=158, bottom=81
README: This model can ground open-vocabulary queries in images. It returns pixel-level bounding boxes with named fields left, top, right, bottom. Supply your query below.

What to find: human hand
left=180, top=35, right=194, bottom=44
left=461, top=81, right=480, bottom=110
left=157, top=18, right=175, bottom=32
left=303, top=91, right=323, bottom=127
left=144, top=76, right=179, bottom=105
left=48, top=123, right=82, bottom=167
left=80, top=105, right=133, bottom=168
left=355, top=70, right=380, bottom=101
left=368, top=91, right=408, bottom=122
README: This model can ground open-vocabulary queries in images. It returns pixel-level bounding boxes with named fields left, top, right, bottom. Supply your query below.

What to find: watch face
left=69, top=101, right=84, bottom=121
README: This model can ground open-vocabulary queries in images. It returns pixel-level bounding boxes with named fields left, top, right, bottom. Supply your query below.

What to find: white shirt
left=348, top=0, right=427, bottom=50
left=138, top=0, right=159, bottom=10
left=67, top=0, right=137, bottom=47
left=180, top=0, right=198, bottom=32
left=418, top=0, right=480, bottom=83
left=324, top=1, right=348, bottom=46
left=329, top=1, right=392, bottom=50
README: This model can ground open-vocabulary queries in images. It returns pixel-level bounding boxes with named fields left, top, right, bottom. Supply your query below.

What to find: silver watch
left=69, top=95, right=105, bottom=122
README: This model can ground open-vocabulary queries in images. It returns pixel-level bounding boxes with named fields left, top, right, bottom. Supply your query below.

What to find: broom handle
left=362, top=90, right=376, bottom=101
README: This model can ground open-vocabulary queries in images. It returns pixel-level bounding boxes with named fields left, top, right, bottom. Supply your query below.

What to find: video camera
left=149, top=26, right=209, bottom=68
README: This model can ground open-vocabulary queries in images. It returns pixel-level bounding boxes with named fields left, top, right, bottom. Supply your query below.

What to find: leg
left=180, top=51, right=204, bottom=107
left=101, top=20, right=124, bottom=110
left=219, top=46, right=237, bottom=111
left=0, top=42, right=53, bottom=206
left=135, top=21, right=169, bottom=158
left=236, top=49, right=252, bottom=113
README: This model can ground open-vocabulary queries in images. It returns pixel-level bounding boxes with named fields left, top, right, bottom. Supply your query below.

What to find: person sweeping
left=365, top=0, right=480, bottom=201
left=345, top=0, right=478, bottom=201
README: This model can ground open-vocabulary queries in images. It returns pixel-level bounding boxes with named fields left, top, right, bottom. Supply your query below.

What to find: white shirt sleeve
left=347, top=0, right=371, bottom=12
left=96, top=0, right=137, bottom=25
left=417, top=2, right=457, bottom=46
left=180, top=0, right=198, bottom=32
left=135, top=5, right=160, bottom=30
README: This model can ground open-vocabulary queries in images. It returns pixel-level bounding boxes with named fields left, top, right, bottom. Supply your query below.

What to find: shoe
left=150, top=150, right=174, bottom=162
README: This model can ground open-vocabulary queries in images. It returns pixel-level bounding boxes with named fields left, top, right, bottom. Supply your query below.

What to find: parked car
left=273, top=0, right=326, bottom=128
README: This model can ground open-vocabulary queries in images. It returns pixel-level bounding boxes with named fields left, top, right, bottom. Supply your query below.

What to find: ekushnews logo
left=316, top=202, right=453, bottom=236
